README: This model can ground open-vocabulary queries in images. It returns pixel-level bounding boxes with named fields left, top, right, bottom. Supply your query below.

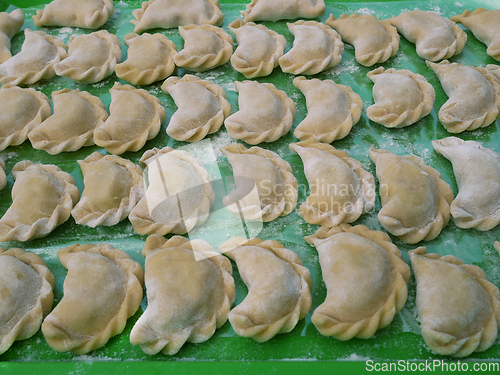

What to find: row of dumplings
left=0, top=17, right=349, bottom=84
left=289, top=138, right=500, bottom=244
left=0, top=82, right=165, bottom=155
left=2, top=60, right=499, bottom=163
left=25, top=0, right=500, bottom=64
left=2, top=6, right=500, bottom=86
left=1, top=133, right=499, bottom=246
left=2, top=224, right=499, bottom=358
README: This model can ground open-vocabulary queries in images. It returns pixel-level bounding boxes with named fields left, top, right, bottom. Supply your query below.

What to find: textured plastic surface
left=0, top=0, right=500, bottom=371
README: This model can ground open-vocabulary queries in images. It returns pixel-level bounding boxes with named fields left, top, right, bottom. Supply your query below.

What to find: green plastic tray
left=1, top=0, right=500, bottom=373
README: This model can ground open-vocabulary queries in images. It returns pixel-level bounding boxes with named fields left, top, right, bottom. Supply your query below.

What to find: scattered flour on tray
left=210, top=130, right=235, bottom=160
left=54, top=27, right=74, bottom=42
left=428, top=4, right=443, bottom=15
left=110, top=8, right=122, bottom=19
left=92, top=81, right=108, bottom=89
left=147, top=85, right=163, bottom=96
left=202, top=71, right=237, bottom=92
left=330, top=60, right=360, bottom=76
left=116, top=0, right=129, bottom=8
left=357, top=8, right=376, bottom=16
left=1, top=152, right=18, bottom=160
left=338, top=353, right=372, bottom=361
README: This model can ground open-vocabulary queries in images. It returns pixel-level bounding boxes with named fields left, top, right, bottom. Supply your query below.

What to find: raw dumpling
left=241, top=0, right=325, bottom=22
left=289, top=141, right=375, bottom=227
left=161, top=75, right=230, bottom=142
left=94, top=82, right=166, bottom=155
left=0, top=248, right=54, bottom=355
left=389, top=10, right=466, bottom=61
left=221, top=143, right=298, bottom=222
left=115, top=33, right=177, bottom=86
left=451, top=8, right=500, bottom=61
left=131, top=0, right=224, bottom=33
left=0, top=9, right=24, bottom=64
left=0, top=29, right=67, bottom=86
left=130, top=235, right=234, bottom=355
left=0, top=86, right=50, bottom=151
left=33, top=0, right=113, bottom=29
left=229, top=19, right=286, bottom=79
left=293, top=76, right=362, bottom=142
left=304, top=224, right=410, bottom=340
left=279, top=21, right=343, bottom=75
left=53, top=30, right=121, bottom=84
left=369, top=147, right=453, bottom=244
left=42, top=243, right=144, bottom=354
left=129, top=147, right=215, bottom=235
left=173, top=24, right=232, bottom=72
left=366, top=67, right=435, bottom=128
left=409, top=247, right=500, bottom=357
left=28, top=89, right=108, bottom=155
left=225, top=80, right=295, bottom=144
left=71, top=152, right=144, bottom=227
left=219, top=237, right=312, bottom=342
left=432, top=137, right=500, bottom=231
left=325, top=13, right=399, bottom=67
left=427, top=60, right=500, bottom=133
left=0, top=161, right=79, bottom=242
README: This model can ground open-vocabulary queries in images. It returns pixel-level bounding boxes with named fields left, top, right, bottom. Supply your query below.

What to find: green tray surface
left=1, top=0, right=500, bottom=373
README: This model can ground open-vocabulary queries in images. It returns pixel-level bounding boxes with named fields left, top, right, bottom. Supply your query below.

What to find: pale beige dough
left=129, top=147, right=215, bottom=236
left=131, top=0, right=223, bottom=33
left=488, top=63, right=500, bottom=80
left=326, top=13, right=399, bottom=67
left=0, top=86, right=50, bottom=151
left=369, top=147, right=453, bottom=244
left=115, top=33, right=177, bottom=86
left=289, top=141, right=375, bottom=227
left=94, top=82, right=166, bottom=155
left=0, top=9, right=23, bottom=64
left=42, top=243, right=144, bottom=354
left=130, top=235, right=234, bottom=355
left=28, top=89, right=107, bottom=155
left=221, top=143, right=298, bottom=222
left=389, top=10, right=466, bottom=61
left=0, top=29, right=67, bottom=86
left=71, top=152, right=144, bottom=228
left=427, top=60, right=500, bottom=133
left=225, top=80, right=295, bottom=145
left=173, top=24, right=232, bottom=72
left=241, top=0, right=325, bottom=22
left=279, top=20, right=343, bottom=75
left=432, top=137, right=500, bottom=231
left=409, top=247, right=500, bottom=357
left=366, top=67, right=435, bottom=128
left=0, top=161, right=79, bottom=242
left=33, top=0, right=113, bottom=29
left=229, top=19, right=286, bottom=79
left=305, top=224, right=410, bottom=340
left=0, top=248, right=54, bottom=355
left=161, top=75, right=230, bottom=142
left=53, top=30, right=121, bottom=84
left=451, top=8, right=500, bottom=61
left=0, top=159, right=5, bottom=191
left=293, top=76, right=362, bottom=142
left=219, top=237, right=312, bottom=342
